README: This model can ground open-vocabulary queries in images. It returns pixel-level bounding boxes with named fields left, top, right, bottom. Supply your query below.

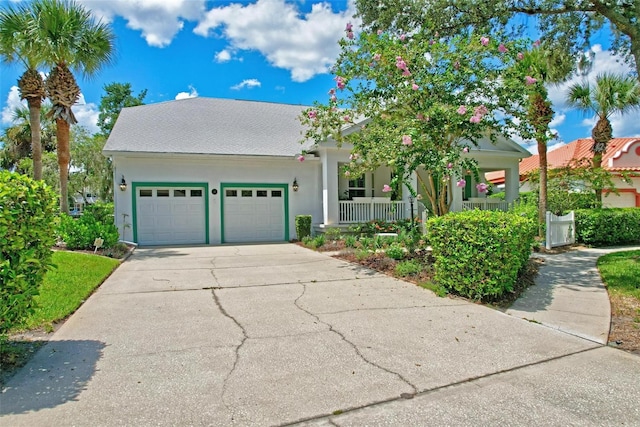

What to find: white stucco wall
left=111, top=153, right=323, bottom=244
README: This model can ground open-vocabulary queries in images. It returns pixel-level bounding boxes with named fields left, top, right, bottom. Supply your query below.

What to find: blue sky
left=1, top=0, right=639, bottom=154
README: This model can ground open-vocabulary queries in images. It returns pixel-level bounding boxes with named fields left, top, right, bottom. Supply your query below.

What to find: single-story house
left=487, top=137, right=640, bottom=208
left=103, top=97, right=531, bottom=246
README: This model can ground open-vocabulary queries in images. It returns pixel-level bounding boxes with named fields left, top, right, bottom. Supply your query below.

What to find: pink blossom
left=377, top=29, right=383, bottom=35
left=402, top=70, right=412, bottom=77
left=457, top=105, right=467, bottom=115
left=480, top=36, right=489, bottom=46
left=345, top=22, right=353, bottom=32
left=349, top=153, right=358, bottom=160
left=447, top=162, right=453, bottom=169
left=470, top=115, right=481, bottom=123
left=533, top=39, right=541, bottom=47
left=474, top=105, right=488, bottom=117
left=343, top=115, right=351, bottom=122
left=330, top=94, right=337, bottom=102
left=307, top=110, right=317, bottom=119
left=463, top=147, right=469, bottom=153
left=328, top=88, right=336, bottom=95
left=525, top=76, right=537, bottom=85
left=476, top=183, right=489, bottom=193
left=382, top=184, right=392, bottom=193
left=297, top=155, right=305, bottom=162
left=402, top=135, right=413, bottom=146
left=429, top=39, right=436, bottom=45
left=517, top=52, right=524, bottom=60
left=400, top=34, right=406, bottom=41
left=453, top=61, right=460, bottom=70
left=395, top=57, right=407, bottom=70
left=346, top=31, right=354, bottom=39
left=335, top=76, right=346, bottom=90
left=344, top=171, right=350, bottom=177
left=416, top=113, right=425, bottom=120
left=456, top=179, right=466, bottom=188
left=373, top=53, right=381, bottom=61
left=412, top=83, right=419, bottom=91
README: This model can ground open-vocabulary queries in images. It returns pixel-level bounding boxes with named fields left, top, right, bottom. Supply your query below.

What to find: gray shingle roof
left=103, top=97, right=314, bottom=157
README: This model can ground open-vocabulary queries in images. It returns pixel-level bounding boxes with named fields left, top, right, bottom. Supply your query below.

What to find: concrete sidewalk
left=507, top=246, right=640, bottom=344
left=1, top=244, right=639, bottom=426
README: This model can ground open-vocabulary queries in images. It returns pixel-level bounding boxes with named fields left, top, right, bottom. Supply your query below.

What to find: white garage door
left=223, top=187, right=286, bottom=243
left=136, top=187, right=206, bottom=245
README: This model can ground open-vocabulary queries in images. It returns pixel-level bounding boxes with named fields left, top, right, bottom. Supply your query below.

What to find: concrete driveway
left=2, top=244, right=639, bottom=426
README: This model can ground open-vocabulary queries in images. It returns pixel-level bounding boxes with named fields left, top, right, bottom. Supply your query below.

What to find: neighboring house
left=103, top=97, right=530, bottom=246
left=71, top=192, right=98, bottom=216
left=487, top=138, right=640, bottom=208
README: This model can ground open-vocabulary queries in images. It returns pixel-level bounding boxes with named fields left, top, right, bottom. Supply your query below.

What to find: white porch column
left=321, top=150, right=340, bottom=225
left=505, top=166, right=520, bottom=203
left=450, top=178, right=464, bottom=212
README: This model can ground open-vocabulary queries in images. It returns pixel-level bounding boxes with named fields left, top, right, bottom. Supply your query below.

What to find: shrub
left=325, top=227, right=342, bottom=241
left=57, top=206, right=119, bottom=250
left=428, top=210, right=536, bottom=301
left=385, top=243, right=406, bottom=260
left=312, top=234, right=325, bottom=248
left=0, top=172, right=57, bottom=334
left=295, top=215, right=312, bottom=240
left=395, top=259, right=422, bottom=277
left=344, top=235, right=357, bottom=248
left=575, top=208, right=640, bottom=246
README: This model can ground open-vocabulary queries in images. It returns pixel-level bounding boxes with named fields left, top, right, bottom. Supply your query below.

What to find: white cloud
left=1, top=86, right=26, bottom=125
left=72, top=93, right=100, bottom=134
left=215, top=49, right=232, bottom=63
left=78, top=0, right=206, bottom=48
left=194, top=0, right=358, bottom=82
left=231, top=79, right=261, bottom=90
left=175, top=86, right=198, bottom=99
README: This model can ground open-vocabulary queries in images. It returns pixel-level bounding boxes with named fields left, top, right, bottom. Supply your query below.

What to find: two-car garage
left=133, top=182, right=288, bottom=246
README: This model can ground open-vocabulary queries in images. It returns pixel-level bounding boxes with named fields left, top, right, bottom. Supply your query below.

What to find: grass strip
left=597, top=250, right=640, bottom=299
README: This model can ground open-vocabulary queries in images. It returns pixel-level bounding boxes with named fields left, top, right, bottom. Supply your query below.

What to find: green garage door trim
left=220, top=182, right=289, bottom=244
left=132, top=182, right=210, bottom=244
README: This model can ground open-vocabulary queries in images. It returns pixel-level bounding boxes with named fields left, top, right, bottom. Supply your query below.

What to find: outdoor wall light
left=119, top=175, right=127, bottom=191
left=292, top=178, right=299, bottom=192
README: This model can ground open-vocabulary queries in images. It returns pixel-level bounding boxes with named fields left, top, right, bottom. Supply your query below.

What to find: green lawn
left=597, top=250, right=640, bottom=299
left=19, top=251, right=120, bottom=331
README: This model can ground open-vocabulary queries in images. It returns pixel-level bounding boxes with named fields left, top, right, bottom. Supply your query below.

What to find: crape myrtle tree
left=355, top=0, right=640, bottom=82
left=300, top=26, right=533, bottom=216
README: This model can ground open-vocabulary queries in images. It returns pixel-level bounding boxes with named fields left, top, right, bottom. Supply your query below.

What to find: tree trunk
left=28, top=97, right=43, bottom=180
left=537, top=138, right=547, bottom=237
left=56, top=117, right=71, bottom=213
left=591, top=117, right=611, bottom=204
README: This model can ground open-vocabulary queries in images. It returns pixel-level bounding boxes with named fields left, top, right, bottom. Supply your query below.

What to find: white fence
left=462, top=198, right=511, bottom=212
left=339, top=200, right=407, bottom=223
left=546, top=211, right=575, bottom=250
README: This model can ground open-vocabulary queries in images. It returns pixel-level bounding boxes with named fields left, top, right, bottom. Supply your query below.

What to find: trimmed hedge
left=575, top=208, right=640, bottom=246
left=428, top=210, right=536, bottom=300
left=0, top=172, right=57, bottom=334
left=295, top=215, right=312, bottom=240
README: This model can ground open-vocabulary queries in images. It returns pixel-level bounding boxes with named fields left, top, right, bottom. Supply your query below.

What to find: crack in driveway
left=293, top=283, right=418, bottom=394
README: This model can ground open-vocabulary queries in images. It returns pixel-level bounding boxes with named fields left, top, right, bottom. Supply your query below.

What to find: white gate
left=545, top=211, right=575, bottom=250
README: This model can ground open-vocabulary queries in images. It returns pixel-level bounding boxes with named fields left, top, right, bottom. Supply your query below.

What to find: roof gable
left=103, top=97, right=314, bottom=157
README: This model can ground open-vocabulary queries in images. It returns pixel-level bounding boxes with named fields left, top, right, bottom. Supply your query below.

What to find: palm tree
left=33, top=0, right=115, bottom=213
left=567, top=73, right=640, bottom=202
left=0, top=4, right=47, bottom=180
left=0, top=104, right=56, bottom=170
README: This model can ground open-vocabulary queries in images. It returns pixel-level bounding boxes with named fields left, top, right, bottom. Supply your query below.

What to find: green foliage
left=428, top=210, right=536, bottom=300
left=69, top=128, right=113, bottom=202
left=395, top=259, right=422, bottom=276
left=57, top=204, right=119, bottom=250
left=97, top=82, right=147, bottom=136
left=295, top=215, right=312, bottom=240
left=312, top=234, right=326, bottom=248
left=385, top=243, right=406, bottom=260
left=344, top=235, right=357, bottom=248
left=575, top=208, right=640, bottom=247
left=0, top=172, right=57, bottom=334
left=350, top=218, right=416, bottom=236
left=300, top=29, right=534, bottom=216
left=325, top=227, right=342, bottom=241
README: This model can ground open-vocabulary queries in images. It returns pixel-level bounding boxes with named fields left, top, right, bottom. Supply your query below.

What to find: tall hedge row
left=0, top=172, right=57, bottom=333
left=428, top=210, right=536, bottom=300
left=575, top=208, right=640, bottom=246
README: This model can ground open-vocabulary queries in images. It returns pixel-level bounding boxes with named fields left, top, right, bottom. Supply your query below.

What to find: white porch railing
left=339, top=200, right=407, bottom=223
left=462, top=198, right=511, bottom=212
left=546, top=211, right=575, bottom=250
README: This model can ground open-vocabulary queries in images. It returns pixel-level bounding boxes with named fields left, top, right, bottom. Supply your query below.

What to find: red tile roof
left=487, top=138, right=640, bottom=184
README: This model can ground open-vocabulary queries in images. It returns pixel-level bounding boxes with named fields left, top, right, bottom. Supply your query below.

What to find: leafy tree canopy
left=97, top=82, right=147, bottom=136
left=355, top=0, right=640, bottom=80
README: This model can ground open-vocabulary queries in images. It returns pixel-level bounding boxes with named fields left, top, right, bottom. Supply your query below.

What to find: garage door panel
left=136, top=186, right=206, bottom=246
left=223, top=186, right=286, bottom=243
